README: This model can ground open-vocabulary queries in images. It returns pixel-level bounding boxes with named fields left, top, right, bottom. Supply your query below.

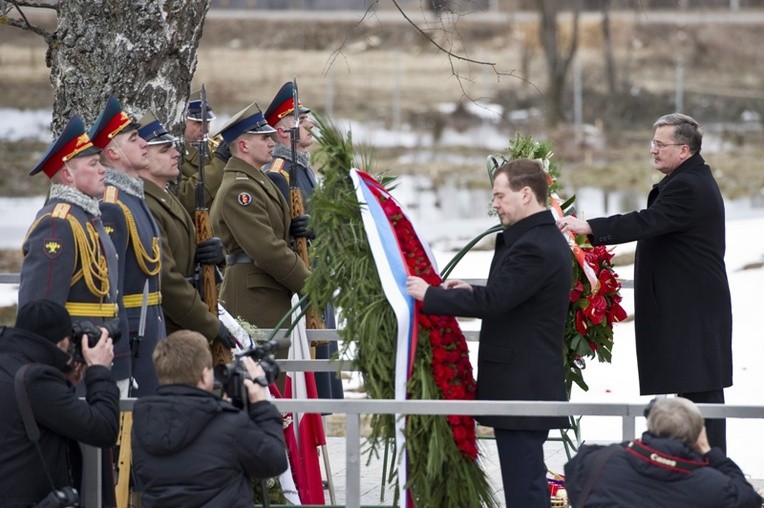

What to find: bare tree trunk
left=41, top=0, right=210, bottom=133
left=538, top=0, right=580, bottom=127
left=602, top=0, right=617, bottom=97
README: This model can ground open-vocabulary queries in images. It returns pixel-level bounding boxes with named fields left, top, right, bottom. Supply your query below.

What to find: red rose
left=452, top=424, right=468, bottom=442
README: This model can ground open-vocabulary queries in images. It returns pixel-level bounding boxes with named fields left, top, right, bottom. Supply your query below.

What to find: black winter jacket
left=0, top=326, right=120, bottom=507
left=564, top=432, right=762, bottom=507
left=131, top=384, right=287, bottom=507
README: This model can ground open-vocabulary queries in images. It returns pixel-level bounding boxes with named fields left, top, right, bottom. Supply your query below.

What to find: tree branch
left=324, top=0, right=378, bottom=75
left=1, top=1, right=56, bottom=42
left=391, top=0, right=497, bottom=69
left=13, top=0, right=58, bottom=8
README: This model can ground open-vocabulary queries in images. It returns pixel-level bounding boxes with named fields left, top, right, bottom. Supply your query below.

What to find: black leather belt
left=226, top=253, right=254, bottom=265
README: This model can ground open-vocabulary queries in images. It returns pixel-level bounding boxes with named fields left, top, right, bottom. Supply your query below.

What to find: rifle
left=288, top=78, right=325, bottom=334
left=195, top=84, right=232, bottom=366
left=115, top=280, right=148, bottom=506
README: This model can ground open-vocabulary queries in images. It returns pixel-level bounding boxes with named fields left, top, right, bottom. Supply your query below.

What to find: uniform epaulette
left=51, top=203, right=71, bottom=219
left=102, top=185, right=119, bottom=203
left=268, top=158, right=290, bottom=182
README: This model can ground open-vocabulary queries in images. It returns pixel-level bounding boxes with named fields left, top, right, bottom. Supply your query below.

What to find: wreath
left=306, top=116, right=495, bottom=507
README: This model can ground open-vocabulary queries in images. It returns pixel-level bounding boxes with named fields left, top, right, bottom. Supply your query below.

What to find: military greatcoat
left=142, top=178, right=219, bottom=340
left=264, top=145, right=345, bottom=401
left=19, top=184, right=119, bottom=326
left=100, top=169, right=165, bottom=395
left=210, top=156, right=309, bottom=329
left=177, top=140, right=225, bottom=217
left=263, top=145, right=317, bottom=213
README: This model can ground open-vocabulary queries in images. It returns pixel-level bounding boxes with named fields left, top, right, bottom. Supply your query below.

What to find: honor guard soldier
left=135, top=112, right=237, bottom=350
left=176, top=89, right=227, bottom=216
left=18, top=116, right=122, bottom=508
left=264, top=81, right=344, bottom=400
left=210, top=103, right=312, bottom=388
left=264, top=81, right=317, bottom=208
left=89, top=95, right=165, bottom=397
left=19, top=115, right=120, bottom=331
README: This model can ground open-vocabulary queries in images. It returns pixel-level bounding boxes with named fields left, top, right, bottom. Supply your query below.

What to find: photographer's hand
left=240, top=357, right=268, bottom=403
left=82, top=328, right=114, bottom=368
left=693, top=426, right=712, bottom=455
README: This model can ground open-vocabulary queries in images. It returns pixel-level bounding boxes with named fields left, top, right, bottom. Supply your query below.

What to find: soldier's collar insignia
left=43, top=238, right=63, bottom=258
left=238, top=192, right=252, bottom=206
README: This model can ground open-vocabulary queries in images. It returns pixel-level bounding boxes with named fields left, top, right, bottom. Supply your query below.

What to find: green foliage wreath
left=306, top=115, right=496, bottom=507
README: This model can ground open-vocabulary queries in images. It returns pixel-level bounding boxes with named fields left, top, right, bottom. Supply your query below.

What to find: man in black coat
left=407, top=158, right=572, bottom=508
left=557, top=113, right=732, bottom=451
left=564, top=397, right=761, bottom=508
left=131, top=330, right=288, bottom=507
left=0, top=299, right=119, bottom=507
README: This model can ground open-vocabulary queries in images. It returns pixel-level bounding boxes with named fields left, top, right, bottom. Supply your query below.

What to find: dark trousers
left=494, top=429, right=550, bottom=508
left=678, top=389, right=726, bottom=452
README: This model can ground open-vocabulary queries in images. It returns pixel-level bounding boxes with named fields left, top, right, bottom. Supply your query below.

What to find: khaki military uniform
left=142, top=178, right=221, bottom=340
left=177, top=140, right=225, bottom=217
left=210, top=157, right=309, bottom=328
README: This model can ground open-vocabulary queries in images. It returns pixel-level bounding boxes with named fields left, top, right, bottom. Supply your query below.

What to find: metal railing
left=81, top=397, right=764, bottom=508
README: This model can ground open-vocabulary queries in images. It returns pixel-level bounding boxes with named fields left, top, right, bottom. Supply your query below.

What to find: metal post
left=81, top=443, right=102, bottom=507
left=346, top=413, right=361, bottom=508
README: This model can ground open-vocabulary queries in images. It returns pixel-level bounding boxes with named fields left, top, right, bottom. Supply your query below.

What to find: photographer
left=131, top=330, right=287, bottom=507
left=0, top=299, right=119, bottom=507
left=564, top=397, right=762, bottom=507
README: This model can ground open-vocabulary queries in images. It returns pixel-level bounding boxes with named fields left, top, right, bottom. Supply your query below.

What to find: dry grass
left=2, top=9, right=764, bottom=199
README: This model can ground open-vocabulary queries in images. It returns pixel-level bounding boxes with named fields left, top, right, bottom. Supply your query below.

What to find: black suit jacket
left=423, top=210, right=572, bottom=430
left=588, top=153, right=732, bottom=395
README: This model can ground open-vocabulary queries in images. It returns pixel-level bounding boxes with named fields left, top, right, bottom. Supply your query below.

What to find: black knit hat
left=15, top=299, right=72, bottom=344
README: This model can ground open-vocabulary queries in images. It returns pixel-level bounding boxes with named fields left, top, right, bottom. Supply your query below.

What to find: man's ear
left=522, top=186, right=534, bottom=204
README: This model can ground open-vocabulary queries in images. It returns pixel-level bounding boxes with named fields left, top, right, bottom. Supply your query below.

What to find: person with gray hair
left=564, top=397, right=762, bottom=507
left=557, top=113, right=732, bottom=451
left=647, top=396, right=705, bottom=446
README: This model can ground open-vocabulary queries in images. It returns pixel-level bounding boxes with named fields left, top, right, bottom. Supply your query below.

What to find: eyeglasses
left=650, top=140, right=685, bottom=149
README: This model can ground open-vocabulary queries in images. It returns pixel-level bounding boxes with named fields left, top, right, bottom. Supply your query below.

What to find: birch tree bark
left=4, top=0, right=210, bottom=133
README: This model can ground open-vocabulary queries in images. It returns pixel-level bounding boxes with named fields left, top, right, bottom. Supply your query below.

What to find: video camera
left=69, top=318, right=122, bottom=364
left=34, top=486, right=79, bottom=508
left=214, top=336, right=289, bottom=409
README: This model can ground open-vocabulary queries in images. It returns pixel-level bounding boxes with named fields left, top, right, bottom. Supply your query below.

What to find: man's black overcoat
left=588, top=153, right=732, bottom=394
left=423, top=210, right=572, bottom=430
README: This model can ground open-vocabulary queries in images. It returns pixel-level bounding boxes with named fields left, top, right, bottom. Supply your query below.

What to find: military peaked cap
left=187, top=89, right=216, bottom=122
left=264, top=81, right=310, bottom=128
left=217, top=102, right=276, bottom=145
left=29, top=115, right=100, bottom=178
left=88, top=95, right=139, bottom=150
left=137, top=112, right=178, bottom=146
